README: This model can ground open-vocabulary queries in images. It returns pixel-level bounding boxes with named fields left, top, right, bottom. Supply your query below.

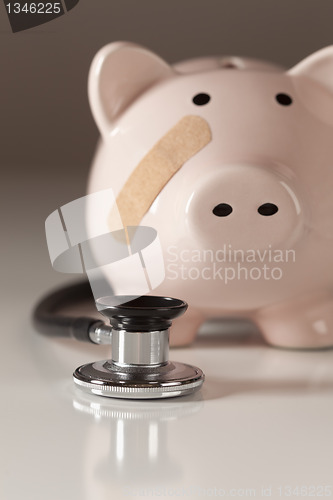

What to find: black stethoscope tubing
left=33, top=281, right=99, bottom=343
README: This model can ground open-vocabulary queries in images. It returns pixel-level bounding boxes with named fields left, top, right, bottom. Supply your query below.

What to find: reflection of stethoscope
left=33, top=281, right=205, bottom=399
left=72, top=390, right=203, bottom=485
left=33, top=189, right=205, bottom=399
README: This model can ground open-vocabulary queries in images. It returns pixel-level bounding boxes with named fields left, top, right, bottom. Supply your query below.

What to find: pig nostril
left=213, top=203, right=233, bottom=217
left=258, top=203, right=279, bottom=216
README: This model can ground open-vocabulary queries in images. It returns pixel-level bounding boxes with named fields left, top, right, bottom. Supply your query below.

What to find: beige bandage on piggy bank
left=115, top=115, right=212, bottom=228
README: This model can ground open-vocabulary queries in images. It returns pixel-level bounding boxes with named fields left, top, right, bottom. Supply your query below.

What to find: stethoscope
left=34, top=189, right=205, bottom=399
left=33, top=281, right=205, bottom=400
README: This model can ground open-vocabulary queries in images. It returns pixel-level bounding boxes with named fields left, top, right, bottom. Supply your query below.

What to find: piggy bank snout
left=212, top=201, right=279, bottom=218
left=187, top=165, right=303, bottom=251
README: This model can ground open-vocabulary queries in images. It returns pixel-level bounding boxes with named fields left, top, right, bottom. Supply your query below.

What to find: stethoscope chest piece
left=73, top=296, right=205, bottom=399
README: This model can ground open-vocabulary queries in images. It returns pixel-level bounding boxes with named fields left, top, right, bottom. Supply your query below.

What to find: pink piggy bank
left=87, top=42, right=333, bottom=349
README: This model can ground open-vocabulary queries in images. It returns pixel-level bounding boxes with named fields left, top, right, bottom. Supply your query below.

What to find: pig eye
left=275, top=93, right=293, bottom=106
left=193, top=93, right=211, bottom=106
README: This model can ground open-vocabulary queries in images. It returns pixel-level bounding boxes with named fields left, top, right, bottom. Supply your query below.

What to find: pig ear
left=288, top=47, right=333, bottom=124
left=289, top=46, right=333, bottom=89
left=88, top=42, right=174, bottom=135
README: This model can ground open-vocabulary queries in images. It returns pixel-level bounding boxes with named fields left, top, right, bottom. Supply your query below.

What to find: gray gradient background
left=1, top=0, right=333, bottom=304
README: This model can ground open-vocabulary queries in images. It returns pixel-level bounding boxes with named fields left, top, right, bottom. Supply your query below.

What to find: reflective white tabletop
left=2, top=174, right=333, bottom=500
